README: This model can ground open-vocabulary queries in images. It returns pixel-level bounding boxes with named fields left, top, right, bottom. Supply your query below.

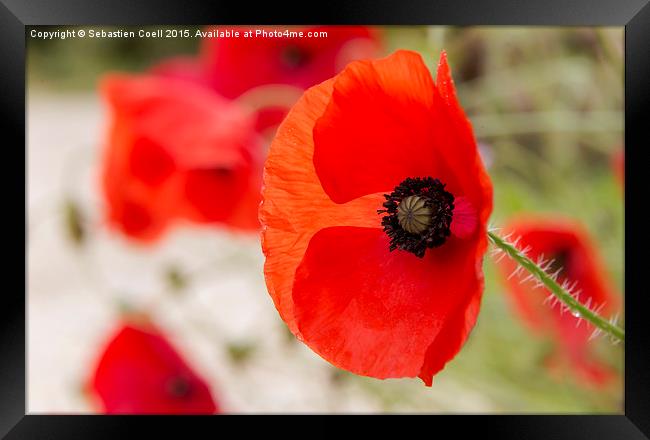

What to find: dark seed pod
left=397, top=195, right=434, bottom=234
left=378, top=177, right=454, bottom=258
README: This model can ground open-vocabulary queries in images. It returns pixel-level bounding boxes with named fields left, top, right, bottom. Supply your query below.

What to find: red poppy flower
left=260, top=50, right=493, bottom=385
left=152, top=26, right=381, bottom=133
left=101, top=74, right=263, bottom=242
left=88, top=321, right=218, bottom=414
left=200, top=26, right=381, bottom=99
left=496, top=217, right=620, bottom=386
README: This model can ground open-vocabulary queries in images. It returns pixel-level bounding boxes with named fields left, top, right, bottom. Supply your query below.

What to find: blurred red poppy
left=88, top=321, right=219, bottom=414
left=260, top=50, right=493, bottom=385
left=200, top=26, right=381, bottom=99
left=152, top=26, right=381, bottom=132
left=496, top=217, right=620, bottom=386
left=101, top=74, right=263, bottom=242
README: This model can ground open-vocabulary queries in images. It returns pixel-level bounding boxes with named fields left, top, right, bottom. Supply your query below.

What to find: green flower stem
left=487, top=231, right=624, bottom=342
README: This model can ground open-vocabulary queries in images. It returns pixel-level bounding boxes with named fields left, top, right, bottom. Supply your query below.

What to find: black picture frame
left=4, top=0, right=649, bottom=437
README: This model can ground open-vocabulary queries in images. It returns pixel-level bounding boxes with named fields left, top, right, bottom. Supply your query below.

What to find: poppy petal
left=180, top=163, right=262, bottom=230
left=260, top=79, right=384, bottom=333
left=450, top=196, right=479, bottom=239
left=181, top=168, right=250, bottom=222
left=101, top=112, right=183, bottom=241
left=418, top=281, right=483, bottom=385
left=292, top=226, right=485, bottom=381
left=434, top=51, right=493, bottom=213
left=313, top=50, right=441, bottom=204
left=128, top=137, right=175, bottom=186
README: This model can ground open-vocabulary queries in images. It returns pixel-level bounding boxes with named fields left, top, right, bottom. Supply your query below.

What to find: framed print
left=2, top=0, right=650, bottom=437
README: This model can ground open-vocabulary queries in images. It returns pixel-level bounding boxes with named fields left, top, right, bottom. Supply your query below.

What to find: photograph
left=25, top=24, right=625, bottom=414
